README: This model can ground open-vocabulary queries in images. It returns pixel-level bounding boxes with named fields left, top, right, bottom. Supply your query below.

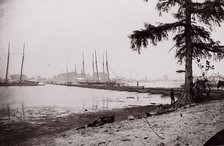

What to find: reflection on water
left=0, top=85, right=174, bottom=123
left=0, top=84, right=172, bottom=109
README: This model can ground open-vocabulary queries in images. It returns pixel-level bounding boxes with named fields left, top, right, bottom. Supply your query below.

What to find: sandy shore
left=20, top=99, right=224, bottom=146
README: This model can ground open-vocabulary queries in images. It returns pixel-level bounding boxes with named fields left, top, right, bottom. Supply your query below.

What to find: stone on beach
left=128, top=115, right=135, bottom=120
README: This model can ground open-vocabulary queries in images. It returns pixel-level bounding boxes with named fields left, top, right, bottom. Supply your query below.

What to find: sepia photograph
left=0, top=0, right=224, bottom=145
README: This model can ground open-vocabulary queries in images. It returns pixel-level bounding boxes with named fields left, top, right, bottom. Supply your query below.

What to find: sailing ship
left=76, top=51, right=120, bottom=86
left=0, top=43, right=40, bottom=86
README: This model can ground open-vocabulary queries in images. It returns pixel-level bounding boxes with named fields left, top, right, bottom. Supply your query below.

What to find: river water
left=0, top=82, right=181, bottom=121
left=0, top=82, right=182, bottom=108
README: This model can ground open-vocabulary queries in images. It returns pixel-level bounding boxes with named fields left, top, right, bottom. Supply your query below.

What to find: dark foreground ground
left=0, top=104, right=161, bottom=145
left=24, top=98, right=224, bottom=146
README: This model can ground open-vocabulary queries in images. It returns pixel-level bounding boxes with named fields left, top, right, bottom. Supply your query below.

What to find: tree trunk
left=176, top=0, right=193, bottom=107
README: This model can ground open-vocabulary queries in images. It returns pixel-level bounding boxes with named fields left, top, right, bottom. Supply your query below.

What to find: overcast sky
left=0, top=0, right=224, bottom=80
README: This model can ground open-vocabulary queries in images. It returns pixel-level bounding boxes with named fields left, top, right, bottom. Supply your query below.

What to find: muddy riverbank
left=23, top=99, right=224, bottom=146
left=0, top=104, right=160, bottom=145
left=1, top=91, right=223, bottom=145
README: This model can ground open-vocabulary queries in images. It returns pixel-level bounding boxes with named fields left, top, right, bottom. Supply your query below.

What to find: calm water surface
left=0, top=84, right=180, bottom=122
left=0, top=84, right=174, bottom=110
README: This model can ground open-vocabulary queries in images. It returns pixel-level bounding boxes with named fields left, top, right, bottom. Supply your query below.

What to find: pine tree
left=130, top=0, right=224, bottom=106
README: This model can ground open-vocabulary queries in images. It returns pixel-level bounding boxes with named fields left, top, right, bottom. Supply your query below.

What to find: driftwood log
left=76, top=114, right=115, bottom=130
left=146, top=107, right=176, bottom=117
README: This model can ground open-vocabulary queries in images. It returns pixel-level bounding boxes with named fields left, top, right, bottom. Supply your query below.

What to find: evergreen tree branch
left=192, top=0, right=224, bottom=26
left=129, top=21, right=185, bottom=53
left=156, top=0, right=185, bottom=14
left=193, top=43, right=224, bottom=54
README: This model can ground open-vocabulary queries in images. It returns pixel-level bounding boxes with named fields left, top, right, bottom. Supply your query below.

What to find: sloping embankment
left=24, top=99, right=224, bottom=146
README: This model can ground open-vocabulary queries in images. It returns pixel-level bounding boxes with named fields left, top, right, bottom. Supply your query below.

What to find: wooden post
left=22, top=104, right=25, bottom=121
left=7, top=104, right=10, bottom=122
left=106, top=98, right=109, bottom=109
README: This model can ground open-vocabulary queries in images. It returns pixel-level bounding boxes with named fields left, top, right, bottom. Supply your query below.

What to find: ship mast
left=82, top=52, right=85, bottom=78
left=105, top=51, right=110, bottom=81
left=94, top=50, right=99, bottom=80
left=19, top=43, right=25, bottom=82
left=66, top=65, right=70, bottom=83
left=74, top=63, right=77, bottom=79
left=5, top=43, right=10, bottom=83
left=92, top=53, right=95, bottom=78
left=102, top=53, right=105, bottom=81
